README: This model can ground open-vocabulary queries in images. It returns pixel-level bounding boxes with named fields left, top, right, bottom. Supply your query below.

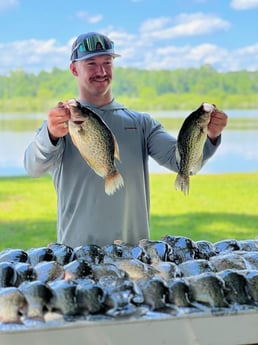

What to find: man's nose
left=96, top=64, right=106, bottom=74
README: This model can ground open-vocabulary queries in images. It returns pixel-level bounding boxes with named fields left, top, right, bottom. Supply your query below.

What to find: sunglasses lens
left=71, top=34, right=115, bottom=61
left=81, top=35, right=113, bottom=52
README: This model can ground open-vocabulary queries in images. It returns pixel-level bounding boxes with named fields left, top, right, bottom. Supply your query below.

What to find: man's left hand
left=208, top=109, right=228, bottom=144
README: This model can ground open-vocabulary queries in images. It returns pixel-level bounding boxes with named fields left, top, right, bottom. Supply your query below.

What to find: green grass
left=0, top=173, right=257, bottom=250
left=0, top=175, right=57, bottom=250
left=150, top=172, right=258, bottom=242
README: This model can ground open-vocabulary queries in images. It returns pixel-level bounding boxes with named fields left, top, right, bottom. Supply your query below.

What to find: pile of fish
left=0, top=236, right=258, bottom=329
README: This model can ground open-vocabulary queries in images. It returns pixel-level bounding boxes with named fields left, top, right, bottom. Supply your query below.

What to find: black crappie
left=0, top=287, right=28, bottom=323
left=0, top=236, right=258, bottom=324
left=66, top=99, right=124, bottom=195
left=175, top=102, right=215, bottom=195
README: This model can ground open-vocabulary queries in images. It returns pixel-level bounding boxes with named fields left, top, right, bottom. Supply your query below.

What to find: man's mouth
left=92, top=77, right=110, bottom=82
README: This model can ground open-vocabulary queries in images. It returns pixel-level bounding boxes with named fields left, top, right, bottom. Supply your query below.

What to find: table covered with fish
left=1, top=103, right=257, bottom=343
left=1, top=236, right=258, bottom=345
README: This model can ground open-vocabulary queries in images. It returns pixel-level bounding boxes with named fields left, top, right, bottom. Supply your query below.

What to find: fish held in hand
left=66, top=99, right=124, bottom=195
left=175, top=102, right=215, bottom=195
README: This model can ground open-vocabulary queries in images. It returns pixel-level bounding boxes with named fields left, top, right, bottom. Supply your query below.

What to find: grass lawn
left=0, top=172, right=257, bottom=250
left=150, top=172, right=257, bottom=242
left=0, top=175, right=57, bottom=249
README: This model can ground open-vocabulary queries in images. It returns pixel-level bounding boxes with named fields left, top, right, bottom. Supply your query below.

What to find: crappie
left=175, top=102, right=215, bottom=195
left=66, top=99, right=124, bottom=195
left=0, top=287, right=28, bottom=323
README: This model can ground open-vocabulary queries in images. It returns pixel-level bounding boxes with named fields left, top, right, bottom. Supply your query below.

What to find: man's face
left=70, top=55, right=114, bottom=97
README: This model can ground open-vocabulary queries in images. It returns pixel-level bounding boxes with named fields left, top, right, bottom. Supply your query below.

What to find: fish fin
left=174, top=173, right=189, bottom=195
left=175, top=146, right=181, bottom=167
left=112, top=134, right=121, bottom=161
left=105, top=171, right=124, bottom=195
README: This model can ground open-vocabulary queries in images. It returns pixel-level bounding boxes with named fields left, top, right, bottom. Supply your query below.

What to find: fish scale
left=74, top=115, right=115, bottom=174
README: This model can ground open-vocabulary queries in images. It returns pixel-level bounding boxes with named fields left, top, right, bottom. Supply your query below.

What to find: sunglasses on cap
left=70, top=33, right=118, bottom=62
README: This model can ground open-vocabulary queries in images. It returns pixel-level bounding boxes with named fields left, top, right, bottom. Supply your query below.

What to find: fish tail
left=174, top=173, right=189, bottom=195
left=105, top=170, right=124, bottom=195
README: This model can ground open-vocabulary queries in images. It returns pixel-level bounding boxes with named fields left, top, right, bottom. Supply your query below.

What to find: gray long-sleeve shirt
left=24, top=100, right=220, bottom=248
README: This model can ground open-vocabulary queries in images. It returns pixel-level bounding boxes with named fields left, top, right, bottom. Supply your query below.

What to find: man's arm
left=24, top=102, right=70, bottom=177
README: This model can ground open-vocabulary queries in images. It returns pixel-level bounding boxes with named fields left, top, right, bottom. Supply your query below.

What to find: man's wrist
left=48, top=129, right=59, bottom=145
left=208, top=135, right=219, bottom=145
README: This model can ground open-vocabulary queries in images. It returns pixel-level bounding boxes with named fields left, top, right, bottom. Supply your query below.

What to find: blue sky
left=0, top=0, right=258, bottom=74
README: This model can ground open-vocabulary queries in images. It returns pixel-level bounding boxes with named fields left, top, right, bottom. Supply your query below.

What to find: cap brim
left=72, top=51, right=121, bottom=62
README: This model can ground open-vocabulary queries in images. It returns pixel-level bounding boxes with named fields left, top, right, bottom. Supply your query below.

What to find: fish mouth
left=69, top=117, right=85, bottom=125
left=66, top=98, right=78, bottom=107
left=72, top=120, right=84, bottom=125
left=202, top=103, right=216, bottom=112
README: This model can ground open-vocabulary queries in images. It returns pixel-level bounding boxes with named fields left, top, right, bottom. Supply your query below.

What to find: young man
left=24, top=32, right=227, bottom=248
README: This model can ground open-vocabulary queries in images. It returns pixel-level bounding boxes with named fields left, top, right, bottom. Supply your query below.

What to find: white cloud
left=0, top=0, right=18, bottom=12
left=230, top=43, right=258, bottom=70
left=117, top=39, right=258, bottom=72
left=75, top=11, right=103, bottom=24
left=140, top=13, right=230, bottom=40
left=230, top=0, right=258, bottom=9
left=0, top=32, right=257, bottom=74
left=0, top=38, right=70, bottom=74
left=140, top=17, right=172, bottom=32
left=187, top=44, right=229, bottom=65
left=140, top=44, right=228, bottom=70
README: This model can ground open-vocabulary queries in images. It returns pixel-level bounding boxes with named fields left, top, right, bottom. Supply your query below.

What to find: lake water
left=0, top=110, right=257, bottom=177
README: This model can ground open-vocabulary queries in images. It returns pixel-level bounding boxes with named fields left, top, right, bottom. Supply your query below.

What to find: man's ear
left=70, top=63, right=78, bottom=76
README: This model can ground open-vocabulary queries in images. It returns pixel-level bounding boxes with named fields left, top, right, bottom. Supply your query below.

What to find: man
left=24, top=32, right=227, bottom=248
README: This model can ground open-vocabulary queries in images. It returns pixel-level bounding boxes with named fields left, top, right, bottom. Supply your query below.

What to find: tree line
left=0, top=64, right=257, bottom=112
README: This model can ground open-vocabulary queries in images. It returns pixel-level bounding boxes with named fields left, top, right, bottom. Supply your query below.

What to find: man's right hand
left=47, top=102, right=70, bottom=144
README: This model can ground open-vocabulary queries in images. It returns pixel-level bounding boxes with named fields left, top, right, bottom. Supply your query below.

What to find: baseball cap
left=70, top=32, right=121, bottom=62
